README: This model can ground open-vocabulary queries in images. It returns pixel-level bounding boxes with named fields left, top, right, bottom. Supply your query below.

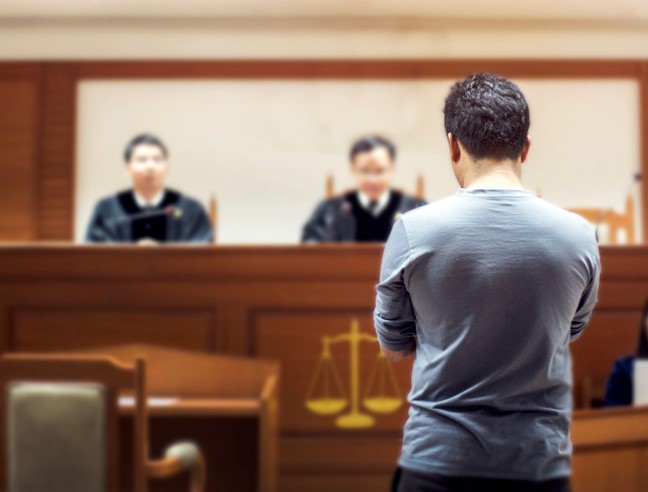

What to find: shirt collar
left=357, top=189, right=391, bottom=216
left=133, top=189, right=165, bottom=208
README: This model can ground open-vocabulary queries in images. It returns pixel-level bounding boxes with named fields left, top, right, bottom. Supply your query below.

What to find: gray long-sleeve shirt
left=374, top=188, right=600, bottom=481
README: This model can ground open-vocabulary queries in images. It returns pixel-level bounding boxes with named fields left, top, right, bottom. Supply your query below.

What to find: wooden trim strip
left=640, top=62, right=648, bottom=241
left=76, top=59, right=642, bottom=80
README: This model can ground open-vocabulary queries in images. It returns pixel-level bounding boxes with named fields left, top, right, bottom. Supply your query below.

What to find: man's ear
left=448, top=133, right=461, bottom=164
left=520, top=136, right=532, bottom=164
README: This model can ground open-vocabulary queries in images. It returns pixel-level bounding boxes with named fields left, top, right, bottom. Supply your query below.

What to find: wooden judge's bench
left=0, top=244, right=646, bottom=491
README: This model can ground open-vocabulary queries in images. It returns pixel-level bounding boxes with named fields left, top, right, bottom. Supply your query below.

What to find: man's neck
left=463, top=161, right=523, bottom=190
left=357, top=189, right=391, bottom=216
left=133, top=188, right=165, bottom=207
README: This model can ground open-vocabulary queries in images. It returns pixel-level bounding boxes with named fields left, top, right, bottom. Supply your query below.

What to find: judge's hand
left=137, top=238, right=160, bottom=246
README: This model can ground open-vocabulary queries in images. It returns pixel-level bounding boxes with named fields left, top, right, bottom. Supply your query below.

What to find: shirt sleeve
left=570, top=243, right=601, bottom=342
left=301, top=199, right=333, bottom=243
left=84, top=201, right=114, bottom=243
left=373, top=218, right=417, bottom=351
left=182, top=202, right=214, bottom=243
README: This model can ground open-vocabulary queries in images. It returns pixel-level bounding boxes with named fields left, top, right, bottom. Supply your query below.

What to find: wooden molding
left=76, top=59, right=642, bottom=79
left=37, top=63, right=77, bottom=240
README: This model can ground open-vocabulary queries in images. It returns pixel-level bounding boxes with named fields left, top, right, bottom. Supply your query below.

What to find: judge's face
left=126, top=144, right=168, bottom=195
left=351, top=147, right=395, bottom=201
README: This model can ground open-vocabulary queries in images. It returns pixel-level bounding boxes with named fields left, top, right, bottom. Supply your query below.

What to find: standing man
left=302, top=135, right=426, bottom=242
left=85, top=133, right=213, bottom=244
left=374, top=73, right=600, bottom=492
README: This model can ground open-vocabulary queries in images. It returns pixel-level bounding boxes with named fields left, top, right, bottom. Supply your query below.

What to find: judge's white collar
left=357, top=190, right=391, bottom=216
left=133, top=189, right=165, bottom=208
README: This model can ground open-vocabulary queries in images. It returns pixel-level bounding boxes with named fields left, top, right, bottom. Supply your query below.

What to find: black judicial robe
left=85, top=189, right=213, bottom=243
left=301, top=190, right=426, bottom=243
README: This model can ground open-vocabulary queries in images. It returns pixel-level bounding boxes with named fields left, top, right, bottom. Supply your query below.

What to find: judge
left=85, top=133, right=213, bottom=244
left=302, top=135, right=426, bottom=242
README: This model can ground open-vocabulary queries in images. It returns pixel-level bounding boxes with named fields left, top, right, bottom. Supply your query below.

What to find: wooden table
left=69, top=344, right=279, bottom=492
left=572, top=406, right=648, bottom=492
left=0, top=244, right=646, bottom=491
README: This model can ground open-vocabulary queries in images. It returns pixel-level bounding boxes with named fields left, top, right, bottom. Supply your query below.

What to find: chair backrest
left=7, top=382, right=107, bottom=492
left=326, top=173, right=426, bottom=200
left=569, top=193, right=635, bottom=245
left=0, top=354, right=147, bottom=492
left=208, top=195, right=217, bottom=244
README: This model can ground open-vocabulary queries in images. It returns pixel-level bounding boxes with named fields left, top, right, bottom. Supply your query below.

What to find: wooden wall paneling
left=0, top=64, right=41, bottom=241
left=249, top=308, right=410, bottom=491
left=599, top=248, right=648, bottom=282
left=0, top=290, right=220, bottom=354
left=279, top=437, right=401, bottom=492
left=0, top=245, right=381, bottom=281
left=279, top=473, right=394, bottom=492
left=0, top=300, right=9, bottom=355
left=144, top=246, right=382, bottom=281
left=0, top=63, right=42, bottom=79
left=221, top=305, right=251, bottom=355
left=0, top=246, right=647, bottom=490
left=570, top=310, right=640, bottom=406
left=596, top=281, right=648, bottom=310
left=37, top=63, right=77, bottom=240
left=251, top=311, right=410, bottom=434
left=641, top=62, right=648, bottom=242
left=280, top=436, right=401, bottom=473
left=9, top=308, right=217, bottom=352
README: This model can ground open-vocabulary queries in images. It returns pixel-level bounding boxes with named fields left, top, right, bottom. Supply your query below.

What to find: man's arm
left=570, top=246, right=601, bottom=341
left=381, top=338, right=416, bottom=362
left=182, top=202, right=214, bottom=243
left=301, top=199, right=334, bottom=242
left=374, top=218, right=417, bottom=362
left=85, top=200, right=115, bottom=243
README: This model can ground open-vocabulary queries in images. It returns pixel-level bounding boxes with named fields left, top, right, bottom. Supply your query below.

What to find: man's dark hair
left=123, top=133, right=169, bottom=163
left=349, top=135, right=396, bottom=163
left=444, top=73, right=530, bottom=161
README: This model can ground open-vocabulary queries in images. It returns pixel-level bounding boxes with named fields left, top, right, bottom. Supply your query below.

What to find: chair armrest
left=147, top=441, right=206, bottom=492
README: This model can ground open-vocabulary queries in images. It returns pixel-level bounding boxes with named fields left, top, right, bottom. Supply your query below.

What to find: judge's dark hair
left=123, top=133, right=169, bottom=163
left=349, top=135, right=396, bottom=163
left=638, top=299, right=648, bottom=358
left=443, top=72, right=530, bottom=161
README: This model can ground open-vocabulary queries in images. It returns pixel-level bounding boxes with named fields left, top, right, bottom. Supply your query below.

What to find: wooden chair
left=0, top=353, right=206, bottom=492
left=208, top=194, right=217, bottom=244
left=71, top=343, right=280, bottom=492
left=569, top=193, right=636, bottom=245
left=326, top=173, right=426, bottom=200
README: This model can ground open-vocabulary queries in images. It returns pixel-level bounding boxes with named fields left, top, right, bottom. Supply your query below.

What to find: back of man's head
left=443, top=73, right=530, bottom=161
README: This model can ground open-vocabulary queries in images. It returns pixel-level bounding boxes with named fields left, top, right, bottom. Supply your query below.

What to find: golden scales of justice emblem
left=305, top=318, right=403, bottom=429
